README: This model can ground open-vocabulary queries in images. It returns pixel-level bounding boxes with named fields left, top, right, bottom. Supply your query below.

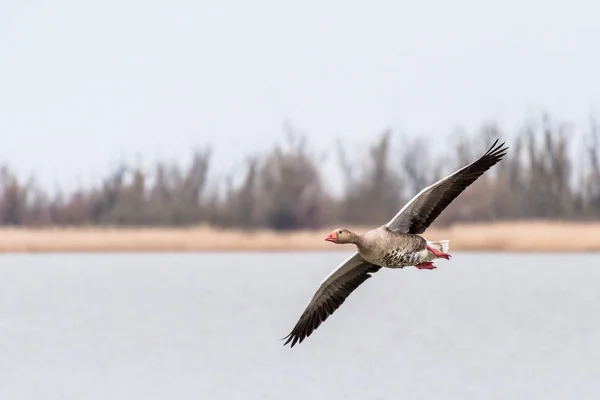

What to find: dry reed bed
left=0, top=221, right=597, bottom=253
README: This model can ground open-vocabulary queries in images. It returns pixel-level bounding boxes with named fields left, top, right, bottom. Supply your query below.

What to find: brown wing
left=283, top=253, right=381, bottom=348
left=385, top=139, right=508, bottom=234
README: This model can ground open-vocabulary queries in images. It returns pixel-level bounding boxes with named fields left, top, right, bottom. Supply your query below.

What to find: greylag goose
left=283, top=139, right=508, bottom=347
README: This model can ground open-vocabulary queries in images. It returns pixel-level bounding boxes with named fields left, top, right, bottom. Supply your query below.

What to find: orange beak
left=325, top=232, right=337, bottom=242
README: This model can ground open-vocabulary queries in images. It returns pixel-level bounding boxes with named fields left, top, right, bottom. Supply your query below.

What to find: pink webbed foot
left=415, top=262, right=437, bottom=270
left=426, top=245, right=452, bottom=260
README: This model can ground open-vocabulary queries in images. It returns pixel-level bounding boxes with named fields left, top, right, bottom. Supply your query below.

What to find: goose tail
left=427, top=240, right=450, bottom=254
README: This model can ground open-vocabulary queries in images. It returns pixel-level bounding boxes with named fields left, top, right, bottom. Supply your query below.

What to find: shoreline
left=0, top=221, right=597, bottom=253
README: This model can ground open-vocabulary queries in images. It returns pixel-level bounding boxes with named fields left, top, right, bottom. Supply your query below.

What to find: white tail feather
left=427, top=240, right=450, bottom=253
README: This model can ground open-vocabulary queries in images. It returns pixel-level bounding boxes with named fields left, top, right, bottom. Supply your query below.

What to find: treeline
left=1, top=115, right=599, bottom=230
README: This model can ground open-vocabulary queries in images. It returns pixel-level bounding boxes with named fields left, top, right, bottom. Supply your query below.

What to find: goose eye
left=338, top=230, right=342, bottom=234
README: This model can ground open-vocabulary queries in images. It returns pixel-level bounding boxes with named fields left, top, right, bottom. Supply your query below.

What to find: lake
left=0, top=252, right=599, bottom=399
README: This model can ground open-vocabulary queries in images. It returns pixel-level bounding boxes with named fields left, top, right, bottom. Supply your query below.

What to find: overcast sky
left=1, top=0, right=598, bottom=190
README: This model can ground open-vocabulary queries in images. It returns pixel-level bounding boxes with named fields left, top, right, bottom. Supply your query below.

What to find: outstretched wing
left=386, top=139, right=508, bottom=234
left=283, top=253, right=381, bottom=348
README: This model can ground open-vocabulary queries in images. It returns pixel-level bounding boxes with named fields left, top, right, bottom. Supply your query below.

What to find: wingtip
left=281, top=332, right=297, bottom=347
left=486, top=138, right=509, bottom=159
left=488, top=138, right=506, bottom=150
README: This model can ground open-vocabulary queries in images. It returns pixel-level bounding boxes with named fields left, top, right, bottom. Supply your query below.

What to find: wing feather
left=283, top=253, right=381, bottom=347
left=385, top=139, right=508, bottom=234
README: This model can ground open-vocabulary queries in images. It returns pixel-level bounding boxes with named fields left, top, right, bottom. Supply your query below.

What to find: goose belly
left=364, top=247, right=428, bottom=269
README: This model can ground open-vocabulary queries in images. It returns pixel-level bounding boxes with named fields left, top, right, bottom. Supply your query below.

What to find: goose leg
left=415, top=261, right=436, bottom=270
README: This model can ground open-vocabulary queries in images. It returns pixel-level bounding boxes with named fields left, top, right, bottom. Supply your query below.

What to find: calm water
left=0, top=252, right=599, bottom=399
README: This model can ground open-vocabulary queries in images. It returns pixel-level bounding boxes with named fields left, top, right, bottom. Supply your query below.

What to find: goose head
left=325, top=228, right=357, bottom=244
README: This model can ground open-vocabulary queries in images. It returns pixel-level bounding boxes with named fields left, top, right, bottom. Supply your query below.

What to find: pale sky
left=1, top=0, right=599, bottom=190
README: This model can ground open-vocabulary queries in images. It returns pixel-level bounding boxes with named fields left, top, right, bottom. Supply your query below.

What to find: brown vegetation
left=0, top=221, right=597, bottom=253
left=1, top=115, right=599, bottom=232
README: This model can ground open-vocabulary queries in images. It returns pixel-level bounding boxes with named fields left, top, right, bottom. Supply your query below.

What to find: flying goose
left=283, top=139, right=508, bottom=347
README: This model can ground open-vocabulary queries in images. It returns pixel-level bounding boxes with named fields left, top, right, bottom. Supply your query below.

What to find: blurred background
left=1, top=1, right=600, bottom=399
left=1, top=0, right=599, bottom=233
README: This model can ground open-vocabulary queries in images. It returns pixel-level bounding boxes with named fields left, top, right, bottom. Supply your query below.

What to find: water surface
left=0, top=252, right=599, bottom=399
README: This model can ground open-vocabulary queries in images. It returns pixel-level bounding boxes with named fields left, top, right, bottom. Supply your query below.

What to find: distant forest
left=1, top=115, right=600, bottom=230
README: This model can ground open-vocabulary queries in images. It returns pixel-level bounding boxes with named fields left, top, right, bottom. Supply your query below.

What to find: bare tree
left=0, top=114, right=599, bottom=228
left=338, top=130, right=403, bottom=225
left=257, top=127, right=325, bottom=230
